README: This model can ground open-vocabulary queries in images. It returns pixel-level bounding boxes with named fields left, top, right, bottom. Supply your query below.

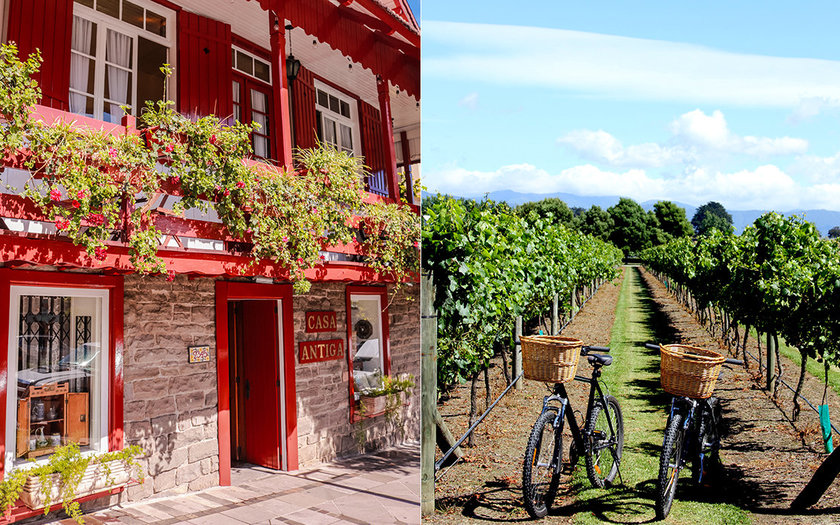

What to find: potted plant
left=0, top=443, right=143, bottom=524
left=356, top=373, right=415, bottom=418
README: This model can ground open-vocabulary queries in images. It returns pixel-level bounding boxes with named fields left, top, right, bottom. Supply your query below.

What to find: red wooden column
left=377, top=78, right=400, bottom=202
left=400, top=130, right=415, bottom=205
left=269, top=11, right=294, bottom=170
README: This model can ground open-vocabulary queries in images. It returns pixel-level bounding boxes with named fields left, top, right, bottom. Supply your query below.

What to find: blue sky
left=422, top=2, right=840, bottom=211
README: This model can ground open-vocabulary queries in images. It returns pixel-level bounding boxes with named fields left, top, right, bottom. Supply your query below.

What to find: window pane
left=329, top=95, right=340, bottom=114
left=250, top=89, right=267, bottom=112
left=254, top=60, right=270, bottom=83
left=236, top=51, right=253, bottom=76
left=69, top=93, right=94, bottom=118
left=69, top=53, right=95, bottom=96
left=137, top=37, right=167, bottom=112
left=104, top=66, right=132, bottom=105
left=317, top=90, right=328, bottom=108
left=121, top=0, right=144, bottom=29
left=233, top=103, right=240, bottom=123
left=104, top=101, right=128, bottom=123
left=252, top=111, right=268, bottom=135
left=71, top=16, right=96, bottom=55
left=15, top=294, right=102, bottom=460
left=232, top=81, right=240, bottom=104
left=253, top=135, right=269, bottom=158
left=340, top=100, right=350, bottom=118
left=75, top=0, right=94, bottom=8
left=350, top=295, right=383, bottom=392
left=323, top=117, right=336, bottom=146
left=96, top=0, right=120, bottom=19
left=145, top=9, right=166, bottom=37
left=340, top=124, right=353, bottom=151
left=106, top=29, right=133, bottom=68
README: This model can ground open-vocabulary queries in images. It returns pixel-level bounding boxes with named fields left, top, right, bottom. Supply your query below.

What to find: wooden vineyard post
left=571, top=286, right=577, bottom=318
left=514, top=316, right=523, bottom=390
left=551, top=295, right=559, bottom=335
left=421, top=272, right=437, bottom=516
left=767, top=332, right=777, bottom=394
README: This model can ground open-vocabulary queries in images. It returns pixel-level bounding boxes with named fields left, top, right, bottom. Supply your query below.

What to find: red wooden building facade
left=0, top=0, right=419, bottom=518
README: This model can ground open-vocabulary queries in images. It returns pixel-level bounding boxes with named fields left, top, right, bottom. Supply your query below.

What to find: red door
left=239, top=301, right=280, bottom=469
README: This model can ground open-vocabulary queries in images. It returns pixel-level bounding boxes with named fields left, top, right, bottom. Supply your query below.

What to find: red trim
left=345, top=285, right=389, bottom=423
left=377, top=78, right=400, bottom=202
left=232, top=34, right=272, bottom=62
left=268, top=9, right=294, bottom=170
left=0, top=269, right=124, bottom=480
left=348, top=0, right=420, bottom=47
left=148, top=0, right=182, bottom=12
left=214, top=281, right=298, bottom=486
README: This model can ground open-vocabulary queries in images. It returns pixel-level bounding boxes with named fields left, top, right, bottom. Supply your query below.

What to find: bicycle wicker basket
left=659, top=344, right=725, bottom=399
left=521, top=336, right=583, bottom=383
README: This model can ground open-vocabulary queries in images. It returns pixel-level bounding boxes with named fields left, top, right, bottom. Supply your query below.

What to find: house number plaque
left=305, top=311, right=338, bottom=333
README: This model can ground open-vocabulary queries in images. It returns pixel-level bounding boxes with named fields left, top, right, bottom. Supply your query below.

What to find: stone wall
left=121, top=274, right=218, bottom=501
left=294, top=282, right=420, bottom=467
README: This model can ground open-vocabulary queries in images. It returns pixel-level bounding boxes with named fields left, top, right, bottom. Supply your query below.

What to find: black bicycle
left=522, top=345, right=624, bottom=519
left=645, top=343, right=743, bottom=519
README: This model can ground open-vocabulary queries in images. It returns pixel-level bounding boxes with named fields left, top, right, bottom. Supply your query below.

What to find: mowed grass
left=567, top=266, right=751, bottom=525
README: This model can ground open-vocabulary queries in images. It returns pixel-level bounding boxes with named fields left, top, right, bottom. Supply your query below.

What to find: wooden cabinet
left=15, top=383, right=89, bottom=459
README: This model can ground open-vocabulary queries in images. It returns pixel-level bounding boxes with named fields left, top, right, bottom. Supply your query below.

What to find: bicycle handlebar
left=583, top=345, right=610, bottom=354
left=645, top=343, right=659, bottom=351
left=724, top=358, right=744, bottom=366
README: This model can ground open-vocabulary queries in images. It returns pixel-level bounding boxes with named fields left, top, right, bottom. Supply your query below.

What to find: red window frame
left=0, top=268, right=125, bottom=481
left=345, top=285, right=390, bottom=422
left=232, top=73, right=274, bottom=161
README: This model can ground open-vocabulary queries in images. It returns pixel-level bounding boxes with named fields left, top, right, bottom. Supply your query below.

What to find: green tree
left=575, top=205, right=613, bottom=242
left=654, top=201, right=693, bottom=241
left=608, top=197, right=650, bottom=255
left=692, top=201, right=734, bottom=236
left=829, top=226, right=840, bottom=239
left=516, top=198, right=573, bottom=225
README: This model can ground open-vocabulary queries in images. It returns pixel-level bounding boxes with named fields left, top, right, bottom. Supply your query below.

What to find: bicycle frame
left=667, top=396, right=719, bottom=482
left=539, top=365, right=617, bottom=462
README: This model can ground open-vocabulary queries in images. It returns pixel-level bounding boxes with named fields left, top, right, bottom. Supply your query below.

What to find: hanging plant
left=0, top=44, right=418, bottom=293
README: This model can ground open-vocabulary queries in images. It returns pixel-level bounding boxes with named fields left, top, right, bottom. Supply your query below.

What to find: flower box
left=19, top=459, right=133, bottom=510
left=359, top=394, right=387, bottom=416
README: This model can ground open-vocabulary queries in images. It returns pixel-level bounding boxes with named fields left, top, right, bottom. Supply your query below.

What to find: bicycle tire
left=584, top=395, right=624, bottom=488
left=522, top=409, right=563, bottom=519
left=693, top=398, right=721, bottom=484
left=656, top=412, right=685, bottom=520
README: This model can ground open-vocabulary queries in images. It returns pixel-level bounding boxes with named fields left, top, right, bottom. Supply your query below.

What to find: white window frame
left=70, top=0, right=177, bottom=122
left=232, top=45, right=272, bottom=85
left=314, top=80, right=361, bottom=157
left=5, top=286, right=110, bottom=472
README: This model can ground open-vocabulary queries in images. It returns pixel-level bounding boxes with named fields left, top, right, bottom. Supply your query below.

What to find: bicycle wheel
left=584, top=395, right=624, bottom=488
left=692, top=398, right=721, bottom=484
left=522, top=409, right=563, bottom=519
left=656, top=412, right=685, bottom=520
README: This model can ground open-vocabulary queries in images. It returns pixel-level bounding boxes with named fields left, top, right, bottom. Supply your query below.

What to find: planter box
left=359, top=394, right=387, bottom=416
left=20, top=459, right=133, bottom=510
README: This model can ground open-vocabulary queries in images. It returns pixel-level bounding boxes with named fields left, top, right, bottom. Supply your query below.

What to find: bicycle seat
left=588, top=354, right=612, bottom=366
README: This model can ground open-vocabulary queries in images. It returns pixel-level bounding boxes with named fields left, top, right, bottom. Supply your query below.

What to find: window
left=315, top=81, right=359, bottom=156
left=232, top=47, right=273, bottom=160
left=347, top=287, right=389, bottom=413
left=70, top=0, right=175, bottom=123
left=5, top=286, right=110, bottom=469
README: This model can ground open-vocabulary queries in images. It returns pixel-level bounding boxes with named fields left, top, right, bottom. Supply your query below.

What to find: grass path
left=567, top=266, right=751, bottom=524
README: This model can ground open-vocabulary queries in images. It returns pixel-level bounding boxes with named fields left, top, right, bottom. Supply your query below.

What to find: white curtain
left=105, top=29, right=132, bottom=122
left=69, top=16, right=94, bottom=115
left=250, top=90, right=269, bottom=157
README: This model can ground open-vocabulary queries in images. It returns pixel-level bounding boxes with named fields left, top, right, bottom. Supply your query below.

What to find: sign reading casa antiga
left=305, top=311, right=338, bottom=333
left=299, top=339, right=345, bottom=363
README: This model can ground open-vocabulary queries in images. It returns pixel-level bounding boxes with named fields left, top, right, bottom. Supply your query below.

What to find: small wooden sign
left=299, top=339, right=344, bottom=364
left=305, top=311, right=338, bottom=333
left=188, top=345, right=210, bottom=363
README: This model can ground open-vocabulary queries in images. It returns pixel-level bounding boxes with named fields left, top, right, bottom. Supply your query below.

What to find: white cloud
left=556, top=130, right=685, bottom=168
left=557, top=110, right=807, bottom=168
left=425, top=21, right=840, bottom=107
left=458, top=92, right=479, bottom=110
left=790, top=152, right=840, bottom=183
left=789, top=96, right=840, bottom=123
left=425, top=163, right=823, bottom=211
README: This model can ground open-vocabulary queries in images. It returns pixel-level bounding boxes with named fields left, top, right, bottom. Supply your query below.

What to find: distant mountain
left=423, top=190, right=840, bottom=236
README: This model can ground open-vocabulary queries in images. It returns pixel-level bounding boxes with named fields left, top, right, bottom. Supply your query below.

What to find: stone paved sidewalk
left=44, top=443, right=420, bottom=525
